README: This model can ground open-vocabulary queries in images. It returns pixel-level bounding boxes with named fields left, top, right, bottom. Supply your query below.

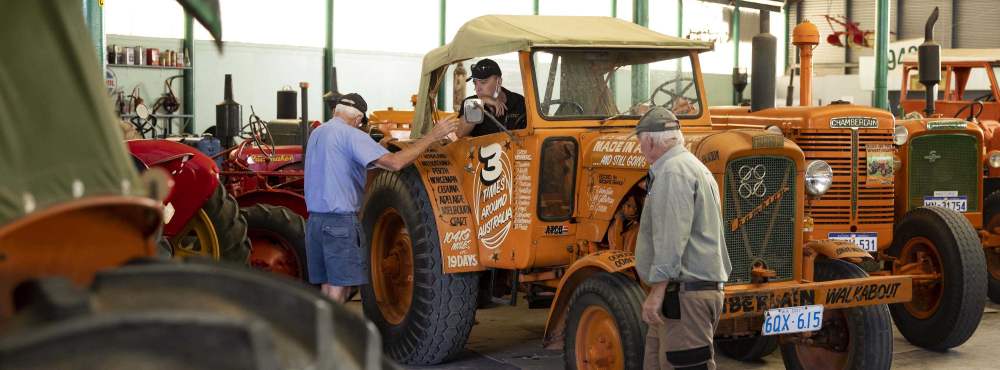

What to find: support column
left=610, top=0, right=618, bottom=99
left=533, top=0, right=539, bottom=15
left=323, top=0, right=334, bottom=121
left=83, top=0, right=103, bottom=71
left=183, top=13, right=194, bottom=133
left=874, top=0, right=890, bottom=109
left=631, top=0, right=649, bottom=105
left=732, top=1, right=741, bottom=105
left=438, top=0, right=447, bottom=111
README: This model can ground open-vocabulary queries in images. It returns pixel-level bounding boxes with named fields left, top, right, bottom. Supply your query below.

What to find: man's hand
left=642, top=281, right=668, bottom=325
left=481, top=96, right=507, bottom=117
left=428, top=117, right=460, bottom=141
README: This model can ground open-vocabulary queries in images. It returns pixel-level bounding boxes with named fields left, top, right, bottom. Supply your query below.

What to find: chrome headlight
left=990, top=150, right=1000, bottom=169
left=765, top=125, right=784, bottom=136
left=805, top=160, right=833, bottom=196
left=893, top=124, right=909, bottom=146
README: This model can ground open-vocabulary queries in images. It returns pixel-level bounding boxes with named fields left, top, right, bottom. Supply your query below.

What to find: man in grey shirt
left=633, top=107, right=732, bottom=370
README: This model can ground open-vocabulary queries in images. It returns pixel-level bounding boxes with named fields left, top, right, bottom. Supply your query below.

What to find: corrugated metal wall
left=898, top=0, right=952, bottom=47
left=800, top=0, right=847, bottom=75
left=954, top=0, right=1000, bottom=48
left=848, top=0, right=898, bottom=72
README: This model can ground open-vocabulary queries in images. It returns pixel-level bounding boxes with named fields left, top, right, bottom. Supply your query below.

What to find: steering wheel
left=541, top=99, right=585, bottom=116
left=954, top=100, right=986, bottom=121
left=650, top=77, right=697, bottom=110
left=242, top=106, right=276, bottom=156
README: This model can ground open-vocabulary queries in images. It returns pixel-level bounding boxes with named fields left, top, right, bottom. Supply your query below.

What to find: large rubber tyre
left=202, top=184, right=252, bottom=264
left=241, top=204, right=307, bottom=281
left=716, top=335, right=778, bottom=362
left=982, top=190, right=1000, bottom=303
left=170, top=184, right=251, bottom=264
left=781, top=259, right=893, bottom=370
left=360, top=168, right=479, bottom=365
left=888, top=206, right=986, bottom=350
left=563, top=272, right=646, bottom=370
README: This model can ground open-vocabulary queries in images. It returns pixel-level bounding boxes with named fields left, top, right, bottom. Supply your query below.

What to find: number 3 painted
left=479, top=143, right=503, bottom=185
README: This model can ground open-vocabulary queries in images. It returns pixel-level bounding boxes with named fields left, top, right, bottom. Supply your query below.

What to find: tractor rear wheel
left=981, top=190, right=1000, bottom=303
left=564, top=272, right=646, bottom=370
left=888, top=206, right=986, bottom=350
left=170, top=185, right=251, bottom=264
left=242, top=204, right=307, bottom=281
left=717, top=335, right=778, bottom=362
left=360, top=168, right=479, bottom=365
left=781, top=259, right=893, bottom=370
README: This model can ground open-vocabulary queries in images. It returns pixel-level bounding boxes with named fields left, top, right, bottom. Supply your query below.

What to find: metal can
left=134, top=46, right=145, bottom=65
left=112, top=45, right=123, bottom=64
left=125, top=47, right=135, bottom=65
left=146, top=48, right=159, bottom=66
left=170, top=50, right=178, bottom=67
left=177, top=51, right=184, bottom=67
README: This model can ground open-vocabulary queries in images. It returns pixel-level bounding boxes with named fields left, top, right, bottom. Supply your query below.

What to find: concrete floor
left=348, top=300, right=1000, bottom=369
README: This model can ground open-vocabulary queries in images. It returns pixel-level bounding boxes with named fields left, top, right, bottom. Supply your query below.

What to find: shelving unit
left=108, top=64, right=191, bottom=71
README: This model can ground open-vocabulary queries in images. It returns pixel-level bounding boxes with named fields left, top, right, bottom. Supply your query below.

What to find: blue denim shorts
left=305, top=212, right=369, bottom=286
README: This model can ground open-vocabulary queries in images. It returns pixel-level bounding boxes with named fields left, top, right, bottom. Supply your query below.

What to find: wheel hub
left=576, top=306, right=623, bottom=370
left=893, top=236, right=944, bottom=319
left=248, top=231, right=300, bottom=278
left=371, top=209, right=414, bottom=325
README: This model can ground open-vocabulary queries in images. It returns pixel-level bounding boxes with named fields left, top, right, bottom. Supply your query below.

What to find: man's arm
left=645, top=172, right=695, bottom=283
left=373, top=118, right=459, bottom=171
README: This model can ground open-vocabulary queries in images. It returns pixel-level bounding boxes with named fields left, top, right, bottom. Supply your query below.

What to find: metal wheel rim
left=370, top=208, right=414, bottom=325
left=248, top=229, right=301, bottom=279
left=791, top=309, right=850, bottom=370
left=897, top=236, right=944, bottom=319
left=170, top=209, right=221, bottom=259
left=574, top=305, right=624, bottom=370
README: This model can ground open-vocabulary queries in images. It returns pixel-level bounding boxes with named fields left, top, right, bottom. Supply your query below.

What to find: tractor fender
left=235, top=189, right=307, bottom=218
left=542, top=250, right=637, bottom=349
left=805, top=239, right=873, bottom=262
left=127, top=140, right=220, bottom=235
left=385, top=140, right=484, bottom=273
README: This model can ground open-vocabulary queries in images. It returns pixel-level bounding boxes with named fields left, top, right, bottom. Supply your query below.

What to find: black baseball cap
left=338, top=92, right=369, bottom=125
left=632, top=107, right=680, bottom=137
left=466, top=58, right=502, bottom=81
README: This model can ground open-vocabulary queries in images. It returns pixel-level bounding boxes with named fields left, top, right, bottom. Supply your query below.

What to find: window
left=537, top=137, right=578, bottom=221
left=532, top=49, right=702, bottom=120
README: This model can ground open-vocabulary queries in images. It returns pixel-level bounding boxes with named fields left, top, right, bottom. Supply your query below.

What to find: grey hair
left=334, top=104, right=363, bottom=120
left=640, top=130, right=685, bottom=150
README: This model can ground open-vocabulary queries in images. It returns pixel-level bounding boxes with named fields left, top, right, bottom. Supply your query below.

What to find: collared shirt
left=458, top=87, right=526, bottom=137
left=304, top=117, right=389, bottom=214
left=635, top=145, right=732, bottom=284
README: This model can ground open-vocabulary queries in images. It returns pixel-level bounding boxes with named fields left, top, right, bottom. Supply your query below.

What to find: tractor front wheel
left=170, top=185, right=250, bottom=264
left=360, top=168, right=479, bottom=365
left=564, top=272, right=646, bottom=370
left=888, top=206, right=986, bottom=350
left=780, top=259, right=893, bottom=370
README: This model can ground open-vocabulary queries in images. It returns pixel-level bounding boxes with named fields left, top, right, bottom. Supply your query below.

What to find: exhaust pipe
left=751, top=11, right=777, bottom=112
left=793, top=20, right=819, bottom=106
left=918, top=7, right=941, bottom=117
left=215, top=74, right=241, bottom=148
left=300, top=82, right=309, bottom=155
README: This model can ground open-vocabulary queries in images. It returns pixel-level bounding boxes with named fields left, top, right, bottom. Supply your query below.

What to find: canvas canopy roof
left=902, top=48, right=1000, bottom=63
left=411, top=15, right=713, bottom=137
left=0, top=0, right=146, bottom=226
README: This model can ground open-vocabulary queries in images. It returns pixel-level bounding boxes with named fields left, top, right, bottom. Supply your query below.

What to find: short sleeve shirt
left=304, top=117, right=390, bottom=213
left=458, top=87, right=526, bottom=137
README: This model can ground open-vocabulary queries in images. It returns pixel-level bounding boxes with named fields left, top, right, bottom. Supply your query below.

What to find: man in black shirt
left=457, top=58, right=526, bottom=137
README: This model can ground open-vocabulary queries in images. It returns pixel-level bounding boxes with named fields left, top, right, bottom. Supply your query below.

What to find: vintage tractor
left=709, top=10, right=986, bottom=353
left=360, top=15, right=912, bottom=369
left=0, top=2, right=387, bottom=369
left=896, top=43, right=1000, bottom=304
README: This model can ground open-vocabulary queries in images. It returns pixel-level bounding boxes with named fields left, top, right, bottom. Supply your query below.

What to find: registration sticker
left=762, top=305, right=824, bottom=336
left=924, top=195, right=968, bottom=212
left=828, top=232, right=878, bottom=252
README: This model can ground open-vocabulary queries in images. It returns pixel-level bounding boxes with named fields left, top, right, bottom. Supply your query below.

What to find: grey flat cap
left=634, top=107, right=680, bottom=135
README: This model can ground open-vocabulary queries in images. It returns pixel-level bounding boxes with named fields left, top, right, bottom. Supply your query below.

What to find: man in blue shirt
left=305, top=93, right=459, bottom=302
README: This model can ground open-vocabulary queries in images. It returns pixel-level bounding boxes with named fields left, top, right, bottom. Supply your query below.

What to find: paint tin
left=125, top=47, right=135, bottom=65
left=146, top=48, right=159, bottom=66
left=134, top=46, right=145, bottom=65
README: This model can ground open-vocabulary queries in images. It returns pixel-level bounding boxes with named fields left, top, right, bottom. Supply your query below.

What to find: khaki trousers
left=643, top=288, right=724, bottom=370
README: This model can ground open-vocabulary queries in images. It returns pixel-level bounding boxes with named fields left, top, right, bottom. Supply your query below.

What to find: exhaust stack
left=300, top=82, right=310, bottom=155
left=751, top=11, right=777, bottom=112
left=793, top=20, right=819, bottom=106
left=215, top=74, right=241, bottom=148
left=918, top=7, right=941, bottom=117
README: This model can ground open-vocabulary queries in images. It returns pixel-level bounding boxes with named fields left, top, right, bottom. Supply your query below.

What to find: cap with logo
left=633, top=107, right=680, bottom=137
left=466, top=58, right=502, bottom=82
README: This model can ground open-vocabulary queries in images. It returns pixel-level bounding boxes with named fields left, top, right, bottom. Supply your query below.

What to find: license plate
left=923, top=196, right=968, bottom=212
left=828, top=232, right=878, bottom=252
left=762, top=305, right=824, bottom=336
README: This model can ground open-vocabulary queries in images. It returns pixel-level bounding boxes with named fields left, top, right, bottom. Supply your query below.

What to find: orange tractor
left=359, top=15, right=912, bottom=369
left=897, top=47, right=1000, bottom=303
left=0, top=2, right=387, bottom=369
left=710, top=9, right=986, bottom=353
